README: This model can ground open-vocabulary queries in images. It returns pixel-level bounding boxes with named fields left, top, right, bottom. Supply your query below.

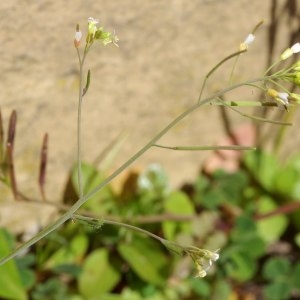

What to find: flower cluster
left=74, top=17, right=119, bottom=50
left=266, top=87, right=300, bottom=110
left=267, top=88, right=290, bottom=109
left=184, top=246, right=219, bottom=278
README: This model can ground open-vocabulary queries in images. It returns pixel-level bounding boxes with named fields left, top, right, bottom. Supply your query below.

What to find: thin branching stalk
left=197, top=50, right=247, bottom=103
left=153, top=144, right=256, bottom=151
left=0, top=108, right=3, bottom=165
left=0, top=74, right=280, bottom=266
left=5, top=110, right=18, bottom=200
left=216, top=98, right=292, bottom=126
left=76, top=48, right=87, bottom=199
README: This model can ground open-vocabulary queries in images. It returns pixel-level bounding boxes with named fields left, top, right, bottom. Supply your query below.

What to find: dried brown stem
left=5, top=110, right=18, bottom=200
left=255, top=201, right=300, bottom=220
left=0, top=108, right=4, bottom=164
left=7, top=110, right=17, bottom=147
left=39, top=133, right=48, bottom=201
left=6, top=144, right=18, bottom=200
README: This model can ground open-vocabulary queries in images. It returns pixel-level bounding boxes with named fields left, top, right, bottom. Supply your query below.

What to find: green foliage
left=78, top=249, right=120, bottom=298
left=0, top=229, right=27, bottom=300
left=118, top=236, right=168, bottom=286
left=243, top=150, right=279, bottom=191
left=162, top=191, right=194, bottom=240
left=256, top=196, right=288, bottom=243
left=45, top=234, right=88, bottom=268
left=2, top=147, right=300, bottom=299
left=262, top=257, right=300, bottom=300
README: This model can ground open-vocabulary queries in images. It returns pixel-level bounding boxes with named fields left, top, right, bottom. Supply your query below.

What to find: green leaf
left=276, top=155, right=300, bottom=198
left=201, top=189, right=225, bottom=209
left=78, top=249, right=120, bottom=298
left=273, top=165, right=299, bottom=197
left=231, top=215, right=257, bottom=241
left=225, top=252, right=257, bottom=282
left=189, top=277, right=211, bottom=297
left=212, top=170, right=249, bottom=206
left=16, top=254, right=36, bottom=289
left=263, top=257, right=291, bottom=280
left=256, top=196, right=288, bottom=243
left=243, top=150, right=278, bottom=191
left=162, top=191, right=195, bottom=240
left=211, top=279, right=231, bottom=300
left=31, top=278, right=68, bottom=300
left=291, top=262, right=300, bottom=290
left=0, top=228, right=27, bottom=300
left=263, top=281, right=291, bottom=300
left=45, top=234, right=88, bottom=268
left=118, top=236, right=168, bottom=286
left=295, top=232, right=300, bottom=248
left=100, top=294, right=124, bottom=300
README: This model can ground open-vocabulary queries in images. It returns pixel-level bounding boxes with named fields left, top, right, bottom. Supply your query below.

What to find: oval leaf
left=78, top=249, right=120, bottom=298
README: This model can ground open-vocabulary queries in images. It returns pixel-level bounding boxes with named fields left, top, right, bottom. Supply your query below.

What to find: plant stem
left=75, top=214, right=167, bottom=244
left=197, top=50, right=246, bottom=103
left=153, top=144, right=256, bottom=151
left=77, top=50, right=87, bottom=199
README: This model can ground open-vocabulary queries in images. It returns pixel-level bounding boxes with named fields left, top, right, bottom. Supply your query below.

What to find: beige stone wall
left=0, top=0, right=299, bottom=225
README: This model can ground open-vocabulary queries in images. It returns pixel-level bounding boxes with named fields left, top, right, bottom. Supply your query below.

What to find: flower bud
left=280, top=42, right=300, bottom=60
left=74, top=24, right=82, bottom=48
left=239, top=33, right=255, bottom=51
left=289, top=93, right=300, bottom=104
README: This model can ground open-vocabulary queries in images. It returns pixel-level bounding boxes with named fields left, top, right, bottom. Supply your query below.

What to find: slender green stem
left=268, top=79, right=290, bottom=93
left=273, top=106, right=296, bottom=154
left=77, top=50, right=87, bottom=199
left=216, top=98, right=292, bottom=126
left=75, top=214, right=167, bottom=244
left=153, top=144, right=256, bottom=151
left=74, top=214, right=185, bottom=256
left=206, top=100, right=278, bottom=107
left=197, top=50, right=247, bottom=103
left=264, top=59, right=281, bottom=75
left=229, top=55, right=240, bottom=85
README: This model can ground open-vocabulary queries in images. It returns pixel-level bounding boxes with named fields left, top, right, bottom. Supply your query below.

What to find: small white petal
left=244, top=33, right=255, bottom=46
left=291, top=42, right=300, bottom=54
left=74, top=31, right=82, bottom=42
left=278, top=92, right=289, bottom=104
left=88, top=17, right=99, bottom=24
left=211, top=252, right=219, bottom=261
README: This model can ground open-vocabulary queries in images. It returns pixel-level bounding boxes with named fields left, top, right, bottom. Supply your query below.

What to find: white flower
left=277, top=92, right=289, bottom=105
left=88, top=17, right=99, bottom=37
left=185, top=247, right=220, bottom=278
left=244, top=33, right=255, bottom=46
left=291, top=42, right=300, bottom=54
left=88, top=17, right=99, bottom=25
left=239, top=33, right=255, bottom=51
